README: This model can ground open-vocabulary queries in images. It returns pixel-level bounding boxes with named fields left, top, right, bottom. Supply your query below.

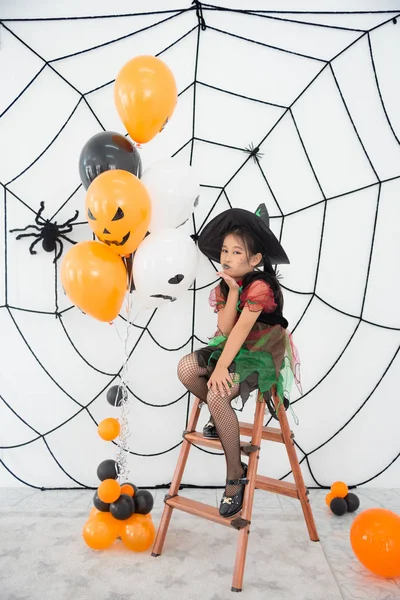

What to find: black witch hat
left=198, top=203, right=289, bottom=265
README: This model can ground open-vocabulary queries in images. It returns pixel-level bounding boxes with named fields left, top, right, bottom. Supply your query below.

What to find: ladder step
left=165, top=495, right=236, bottom=528
left=255, top=475, right=298, bottom=498
left=184, top=431, right=257, bottom=455
left=239, top=421, right=284, bottom=443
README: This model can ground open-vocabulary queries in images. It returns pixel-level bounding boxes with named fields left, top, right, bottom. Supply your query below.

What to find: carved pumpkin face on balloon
left=85, top=170, right=151, bottom=256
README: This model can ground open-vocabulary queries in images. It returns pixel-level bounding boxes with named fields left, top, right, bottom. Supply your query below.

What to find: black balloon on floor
left=344, top=492, right=360, bottom=513
left=97, top=459, right=119, bottom=481
left=134, top=490, right=154, bottom=515
left=110, top=494, right=135, bottom=520
left=330, top=497, right=348, bottom=516
left=106, top=385, right=124, bottom=407
left=93, top=490, right=110, bottom=512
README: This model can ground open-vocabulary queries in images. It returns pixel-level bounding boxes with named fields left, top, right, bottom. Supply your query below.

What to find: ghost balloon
left=132, top=228, right=199, bottom=308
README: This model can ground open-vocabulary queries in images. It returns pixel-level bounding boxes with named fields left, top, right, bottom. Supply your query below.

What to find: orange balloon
left=86, top=170, right=151, bottom=256
left=89, top=507, right=100, bottom=518
left=121, top=484, right=135, bottom=497
left=120, top=514, right=156, bottom=552
left=98, top=479, right=121, bottom=504
left=98, top=418, right=120, bottom=441
left=331, top=481, right=348, bottom=498
left=82, top=513, right=119, bottom=550
left=61, top=241, right=127, bottom=322
left=114, top=55, right=177, bottom=144
left=350, top=508, right=400, bottom=578
left=325, top=492, right=334, bottom=507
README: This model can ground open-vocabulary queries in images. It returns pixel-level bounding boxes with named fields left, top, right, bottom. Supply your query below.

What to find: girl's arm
left=217, top=307, right=261, bottom=368
left=207, top=307, right=261, bottom=395
left=217, top=289, right=239, bottom=336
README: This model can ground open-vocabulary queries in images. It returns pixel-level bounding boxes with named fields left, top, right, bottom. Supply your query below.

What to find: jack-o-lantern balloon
left=85, top=169, right=151, bottom=256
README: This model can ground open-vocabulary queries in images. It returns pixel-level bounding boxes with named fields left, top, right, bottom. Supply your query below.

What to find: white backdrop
left=0, top=0, right=399, bottom=490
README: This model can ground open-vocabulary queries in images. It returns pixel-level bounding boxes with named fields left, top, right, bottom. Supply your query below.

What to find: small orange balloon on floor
left=98, top=479, right=121, bottom=504
left=82, top=512, right=120, bottom=550
left=98, top=418, right=120, bottom=441
left=331, top=481, right=348, bottom=498
left=120, top=514, right=156, bottom=552
left=325, top=492, right=334, bottom=506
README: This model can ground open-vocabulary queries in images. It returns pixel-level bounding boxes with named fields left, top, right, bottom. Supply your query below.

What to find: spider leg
left=10, top=224, right=42, bottom=234
left=12, top=231, right=41, bottom=241
left=54, top=239, right=64, bottom=262
left=59, top=224, right=74, bottom=235
left=35, top=201, right=46, bottom=225
left=29, top=236, right=43, bottom=255
left=60, top=234, right=77, bottom=245
left=61, top=210, right=79, bottom=227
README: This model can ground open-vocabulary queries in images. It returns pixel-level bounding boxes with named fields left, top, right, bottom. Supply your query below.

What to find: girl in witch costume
left=177, top=204, right=301, bottom=518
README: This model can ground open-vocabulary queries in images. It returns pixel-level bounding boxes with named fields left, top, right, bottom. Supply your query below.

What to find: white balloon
left=141, top=158, right=201, bottom=232
left=132, top=228, right=199, bottom=308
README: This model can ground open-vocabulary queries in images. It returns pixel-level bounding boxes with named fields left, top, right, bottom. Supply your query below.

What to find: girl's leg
left=177, top=352, right=210, bottom=402
left=206, top=383, right=244, bottom=498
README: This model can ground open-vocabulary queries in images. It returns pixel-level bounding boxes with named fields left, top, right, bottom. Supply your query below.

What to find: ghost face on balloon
left=132, top=229, right=199, bottom=308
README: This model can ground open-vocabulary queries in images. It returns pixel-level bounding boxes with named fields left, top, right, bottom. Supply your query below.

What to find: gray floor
left=0, top=486, right=399, bottom=600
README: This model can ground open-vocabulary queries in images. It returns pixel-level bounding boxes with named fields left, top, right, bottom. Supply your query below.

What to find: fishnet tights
left=178, top=353, right=245, bottom=496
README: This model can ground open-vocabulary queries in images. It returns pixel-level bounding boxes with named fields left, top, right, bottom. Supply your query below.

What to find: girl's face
left=220, top=233, right=262, bottom=279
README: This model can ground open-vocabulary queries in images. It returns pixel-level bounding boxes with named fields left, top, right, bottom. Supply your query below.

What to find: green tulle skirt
left=197, top=323, right=301, bottom=404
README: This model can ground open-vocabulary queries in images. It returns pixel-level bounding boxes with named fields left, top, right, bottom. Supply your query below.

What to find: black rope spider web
left=0, top=3, right=399, bottom=492
left=9, top=201, right=79, bottom=262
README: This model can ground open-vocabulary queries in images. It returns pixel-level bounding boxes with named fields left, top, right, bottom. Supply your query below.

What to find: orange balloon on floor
left=331, top=481, right=348, bottom=498
left=85, top=170, right=151, bottom=256
left=98, top=418, right=120, bottom=441
left=114, top=55, right=177, bottom=144
left=82, top=512, right=120, bottom=550
left=350, top=508, right=400, bottom=578
left=61, top=241, right=127, bottom=322
left=325, top=492, right=334, bottom=507
left=98, top=479, right=121, bottom=504
left=120, top=514, right=156, bottom=552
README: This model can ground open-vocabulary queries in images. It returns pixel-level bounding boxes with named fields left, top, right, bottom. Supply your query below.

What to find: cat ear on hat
left=255, top=203, right=270, bottom=227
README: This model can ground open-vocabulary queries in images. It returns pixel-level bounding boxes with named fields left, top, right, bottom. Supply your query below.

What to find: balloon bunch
left=61, top=55, right=200, bottom=322
left=82, top=386, right=156, bottom=552
left=325, top=481, right=360, bottom=516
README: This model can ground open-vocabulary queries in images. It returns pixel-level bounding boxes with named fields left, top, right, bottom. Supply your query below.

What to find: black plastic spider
left=244, top=142, right=264, bottom=163
left=10, top=201, right=79, bottom=263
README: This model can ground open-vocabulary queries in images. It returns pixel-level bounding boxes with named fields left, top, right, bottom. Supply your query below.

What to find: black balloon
left=330, top=497, right=348, bottom=516
left=79, top=131, right=142, bottom=190
left=134, top=490, right=154, bottom=515
left=344, top=492, right=360, bottom=513
left=106, top=386, right=124, bottom=407
left=93, top=490, right=110, bottom=512
left=97, top=459, right=119, bottom=481
left=110, top=494, right=135, bottom=520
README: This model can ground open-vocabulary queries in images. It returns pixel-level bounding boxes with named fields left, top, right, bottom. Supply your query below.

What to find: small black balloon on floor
left=110, top=494, right=135, bottom=520
left=134, top=490, right=154, bottom=515
left=106, top=385, right=125, bottom=407
left=93, top=490, right=110, bottom=512
left=344, top=492, right=360, bottom=513
left=330, top=497, right=348, bottom=516
left=97, top=459, right=119, bottom=481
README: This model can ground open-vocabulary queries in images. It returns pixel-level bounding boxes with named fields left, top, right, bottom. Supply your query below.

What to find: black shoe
left=203, top=418, right=218, bottom=439
left=265, top=392, right=289, bottom=420
left=219, top=462, right=248, bottom=518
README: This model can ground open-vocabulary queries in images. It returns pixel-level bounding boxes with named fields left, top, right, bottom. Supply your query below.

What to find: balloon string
left=112, top=274, right=142, bottom=483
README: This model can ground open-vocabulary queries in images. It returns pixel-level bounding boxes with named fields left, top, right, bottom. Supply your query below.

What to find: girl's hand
left=217, top=271, right=240, bottom=291
left=207, top=364, right=233, bottom=396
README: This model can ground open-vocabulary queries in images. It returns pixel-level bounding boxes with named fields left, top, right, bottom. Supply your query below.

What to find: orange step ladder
left=152, top=386, right=319, bottom=592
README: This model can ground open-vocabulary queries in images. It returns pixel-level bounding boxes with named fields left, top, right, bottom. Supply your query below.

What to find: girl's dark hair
left=219, top=227, right=283, bottom=310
